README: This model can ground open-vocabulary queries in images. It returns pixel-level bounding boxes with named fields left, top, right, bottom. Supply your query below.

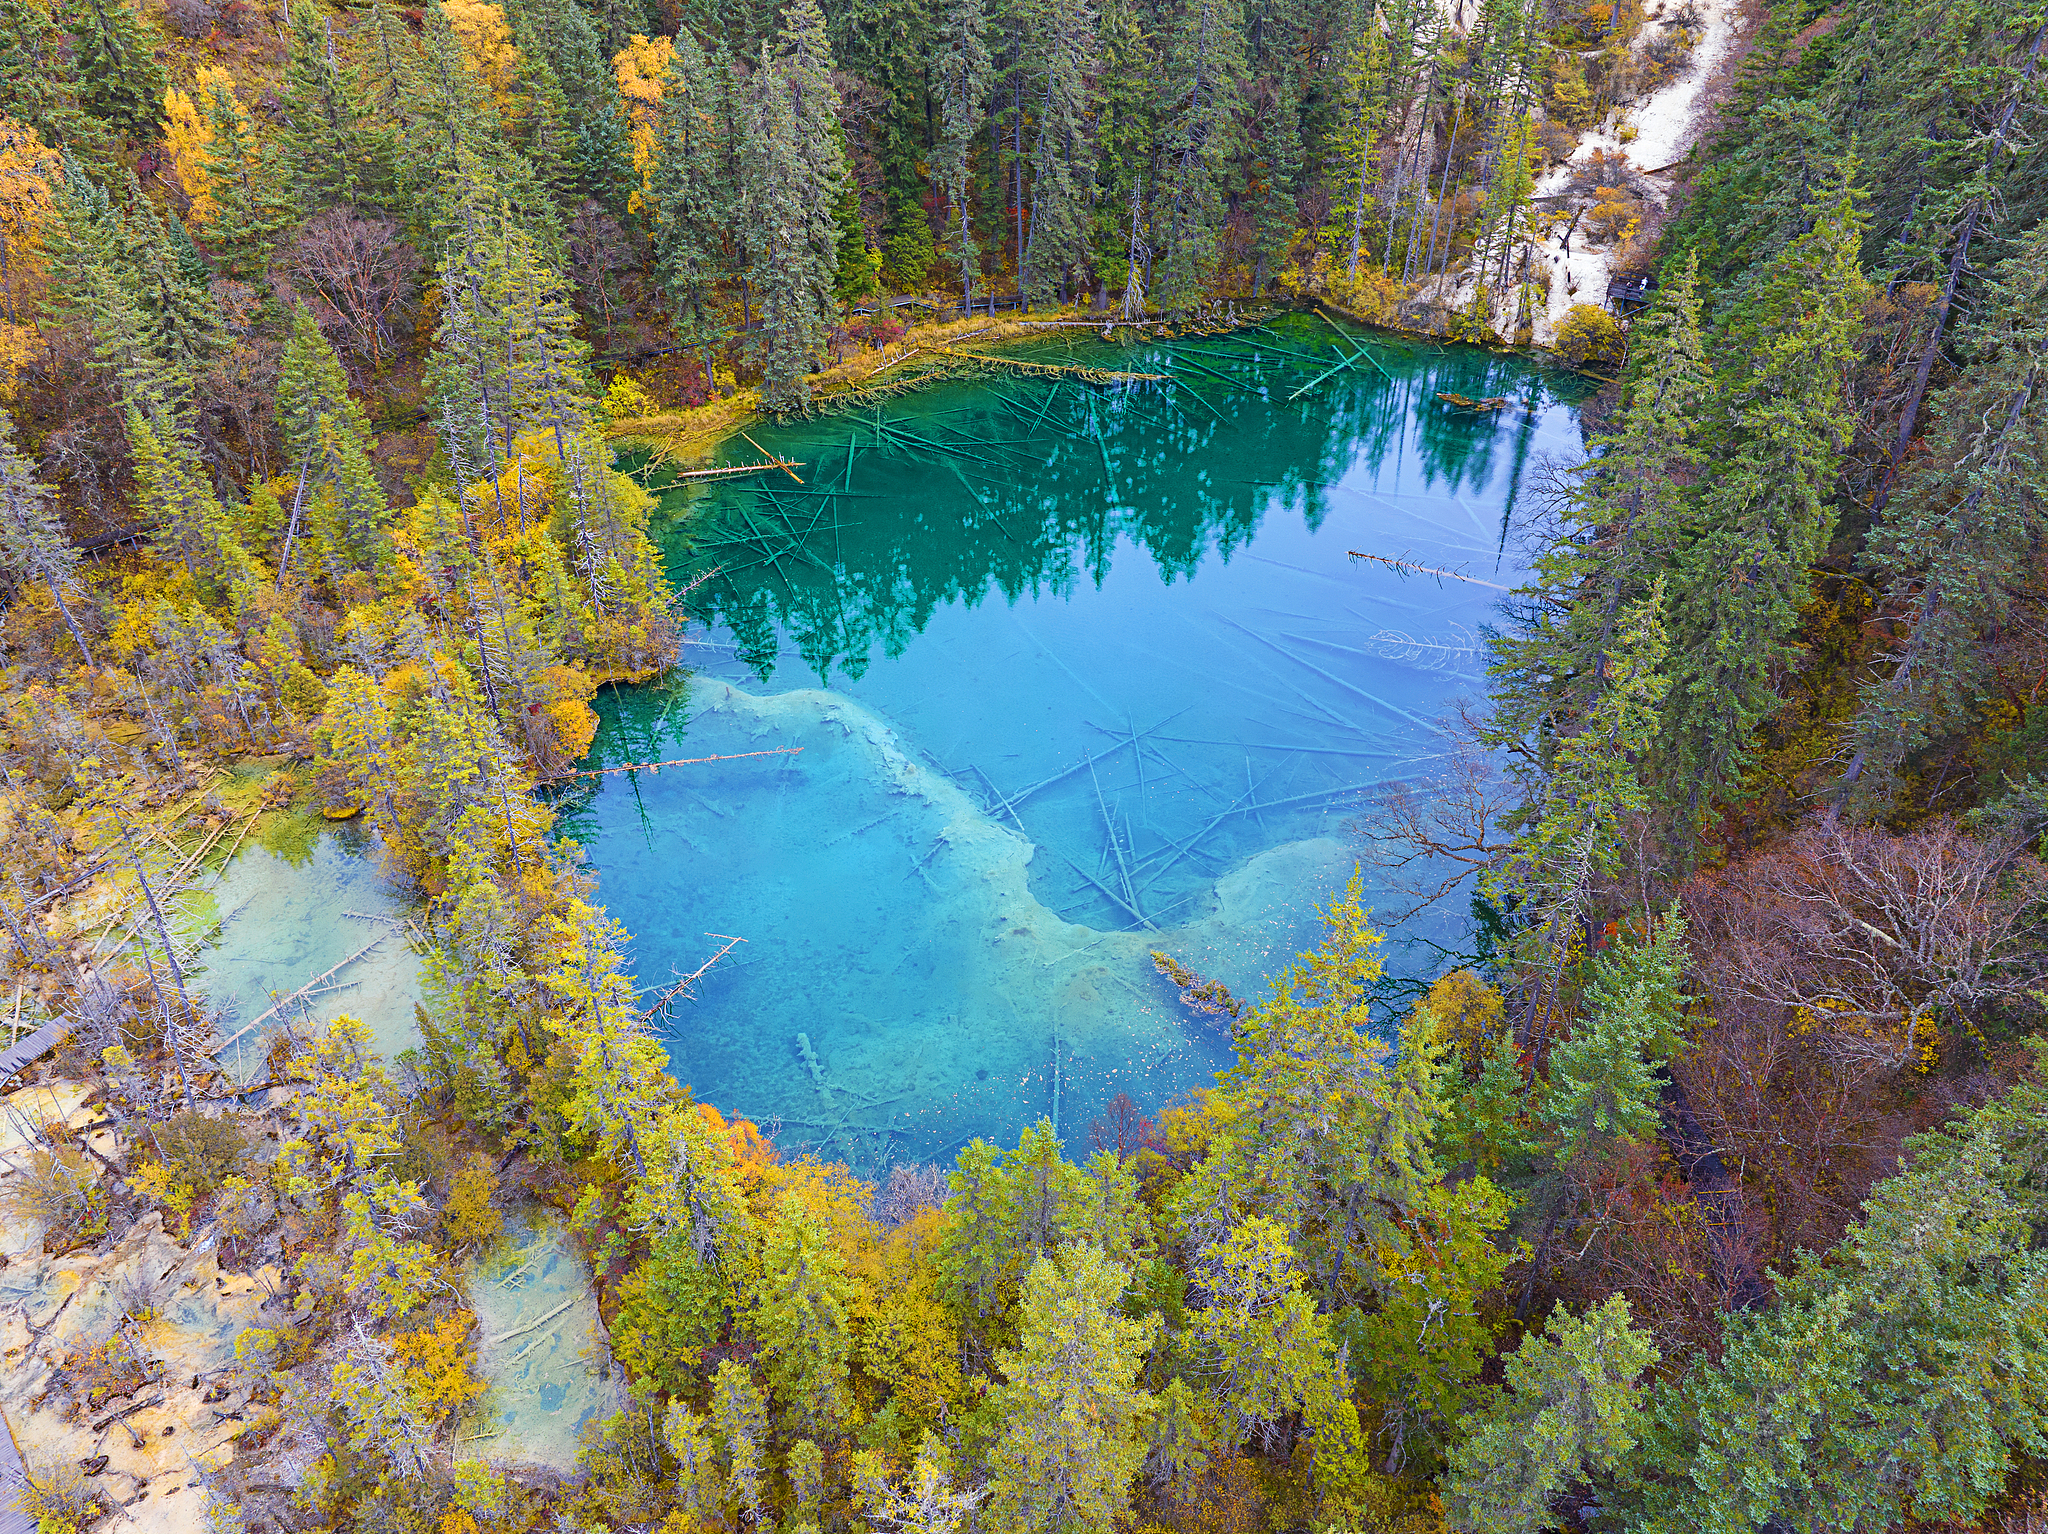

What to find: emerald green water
left=557, top=317, right=1587, bottom=1171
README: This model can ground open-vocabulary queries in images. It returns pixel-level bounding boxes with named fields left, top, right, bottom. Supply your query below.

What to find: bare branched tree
left=1685, top=813, right=2048, bottom=1074
left=276, top=210, right=421, bottom=374
left=1347, top=699, right=1518, bottom=922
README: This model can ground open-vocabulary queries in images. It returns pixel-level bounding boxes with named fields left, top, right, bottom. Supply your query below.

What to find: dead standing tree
left=1347, top=700, right=1521, bottom=924
left=1676, top=813, right=2048, bottom=1263
left=1686, top=813, right=2048, bottom=1075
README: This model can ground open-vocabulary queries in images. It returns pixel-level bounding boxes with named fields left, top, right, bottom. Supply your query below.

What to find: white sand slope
left=1525, top=0, right=1747, bottom=343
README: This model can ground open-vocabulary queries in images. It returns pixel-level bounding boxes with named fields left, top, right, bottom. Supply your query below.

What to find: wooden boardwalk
left=0, top=1021, right=64, bottom=1093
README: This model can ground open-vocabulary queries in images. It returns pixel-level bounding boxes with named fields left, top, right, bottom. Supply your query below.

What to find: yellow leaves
left=464, top=432, right=654, bottom=547
left=1555, top=304, right=1625, bottom=367
left=106, top=600, right=162, bottom=666
left=443, top=0, right=523, bottom=113
left=440, top=1512, right=483, bottom=1534
left=1586, top=186, right=1643, bottom=243
left=613, top=35, right=670, bottom=118
left=343, top=1188, right=442, bottom=1318
left=850, top=1223, right=966, bottom=1426
left=599, top=371, right=656, bottom=423
left=163, top=67, right=236, bottom=226
left=532, top=660, right=601, bottom=753
left=613, top=35, right=672, bottom=209
left=442, top=1152, right=503, bottom=1251
left=391, top=1310, right=486, bottom=1423
left=465, top=441, right=557, bottom=540
left=127, top=1158, right=198, bottom=1236
left=751, top=1154, right=874, bottom=1257
left=1790, top=997, right=1945, bottom=1073
left=0, top=116, right=59, bottom=397
left=1408, top=968, right=1506, bottom=1072
left=1140, top=1087, right=1233, bottom=1184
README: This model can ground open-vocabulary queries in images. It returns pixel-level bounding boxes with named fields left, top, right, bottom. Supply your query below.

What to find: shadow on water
left=556, top=315, right=1592, bottom=1174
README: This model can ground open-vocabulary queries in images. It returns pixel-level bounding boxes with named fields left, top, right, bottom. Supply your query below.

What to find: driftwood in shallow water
left=211, top=934, right=389, bottom=1054
left=802, top=350, right=1166, bottom=420
left=1435, top=391, right=1511, bottom=412
left=668, top=459, right=805, bottom=482
left=1347, top=550, right=1511, bottom=590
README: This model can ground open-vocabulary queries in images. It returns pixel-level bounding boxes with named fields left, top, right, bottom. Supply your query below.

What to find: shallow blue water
left=197, top=824, right=424, bottom=1078
left=556, top=318, right=1586, bottom=1172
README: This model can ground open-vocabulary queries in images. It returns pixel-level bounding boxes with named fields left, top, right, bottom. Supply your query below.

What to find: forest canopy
left=1, top=0, right=2048, bottom=1525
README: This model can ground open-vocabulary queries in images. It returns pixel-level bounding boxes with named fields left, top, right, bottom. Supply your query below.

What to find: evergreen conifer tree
left=1164, top=874, right=1465, bottom=1325
left=65, top=0, right=164, bottom=141
left=1018, top=0, right=1097, bottom=307
left=1491, top=256, right=1707, bottom=756
left=0, top=0, right=112, bottom=167
left=752, top=1193, right=856, bottom=1438
left=1488, top=586, right=1671, bottom=1032
left=826, top=0, right=935, bottom=283
left=126, top=409, right=258, bottom=606
left=1540, top=965, right=1669, bottom=1161
left=1442, top=1295, right=1659, bottom=1534
left=662, top=1403, right=725, bottom=1524
left=280, top=309, right=390, bottom=574
left=1626, top=1055, right=2048, bottom=1530
left=516, top=52, right=583, bottom=206
left=648, top=32, right=741, bottom=350
left=1840, top=217, right=2048, bottom=805
left=710, top=1359, right=768, bottom=1525
left=197, top=75, right=289, bottom=277
left=127, top=199, right=225, bottom=377
left=1245, top=72, right=1302, bottom=295
left=1154, top=0, right=1246, bottom=309
left=508, top=0, right=635, bottom=212
left=1188, top=1216, right=1336, bottom=1439
left=740, top=0, right=847, bottom=410
left=986, top=1245, right=1159, bottom=1534
left=932, top=0, right=992, bottom=309
left=1327, top=11, right=1390, bottom=280
left=0, top=406, right=93, bottom=664
left=275, top=0, right=392, bottom=214
left=1663, top=162, right=1867, bottom=825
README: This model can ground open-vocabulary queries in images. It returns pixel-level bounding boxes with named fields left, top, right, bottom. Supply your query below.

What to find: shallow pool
left=198, top=826, right=424, bottom=1079
left=557, top=317, right=1587, bottom=1171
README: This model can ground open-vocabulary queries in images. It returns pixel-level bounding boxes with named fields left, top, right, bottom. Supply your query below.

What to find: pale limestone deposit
left=0, top=1082, right=282, bottom=1533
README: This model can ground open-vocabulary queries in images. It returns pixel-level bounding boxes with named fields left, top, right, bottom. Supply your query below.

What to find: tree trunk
left=1870, top=22, right=2048, bottom=519
left=125, top=827, right=196, bottom=1111
left=1837, top=363, right=2039, bottom=797
left=1426, top=93, right=1464, bottom=276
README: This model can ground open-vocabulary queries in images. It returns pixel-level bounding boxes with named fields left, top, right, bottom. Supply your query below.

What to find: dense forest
left=0, top=0, right=2045, bottom=1524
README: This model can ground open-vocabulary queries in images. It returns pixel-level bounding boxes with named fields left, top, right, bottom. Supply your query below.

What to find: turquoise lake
left=554, top=316, right=1589, bottom=1173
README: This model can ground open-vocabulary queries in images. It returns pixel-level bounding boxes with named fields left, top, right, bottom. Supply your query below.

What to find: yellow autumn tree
left=443, top=0, right=523, bottom=115
left=612, top=34, right=672, bottom=209
left=163, top=67, right=235, bottom=224
left=0, top=118, right=57, bottom=395
left=390, top=1311, right=487, bottom=1426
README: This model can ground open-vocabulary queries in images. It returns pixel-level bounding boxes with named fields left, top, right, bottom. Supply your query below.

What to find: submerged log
left=929, top=345, right=1168, bottom=385
left=1435, top=391, right=1511, bottom=412
left=668, top=459, right=805, bottom=482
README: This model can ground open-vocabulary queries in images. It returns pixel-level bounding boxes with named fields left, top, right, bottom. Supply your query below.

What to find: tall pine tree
left=1662, top=161, right=1867, bottom=826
